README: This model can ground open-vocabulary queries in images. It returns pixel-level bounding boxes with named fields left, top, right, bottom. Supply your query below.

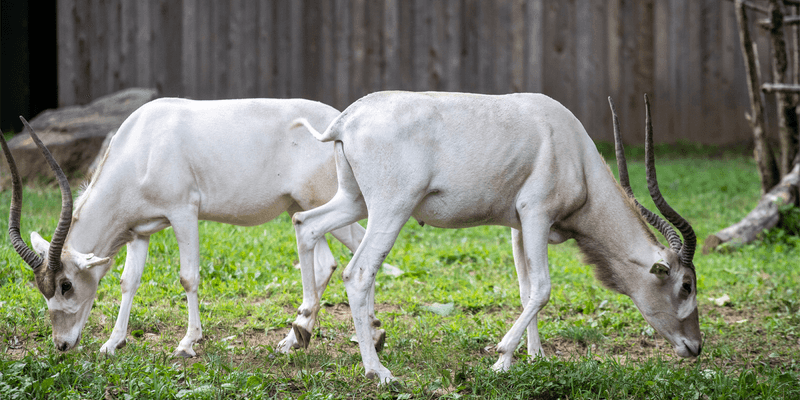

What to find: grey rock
left=3, top=88, right=158, bottom=182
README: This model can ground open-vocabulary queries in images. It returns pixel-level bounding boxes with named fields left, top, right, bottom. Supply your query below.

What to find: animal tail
left=290, top=118, right=338, bottom=142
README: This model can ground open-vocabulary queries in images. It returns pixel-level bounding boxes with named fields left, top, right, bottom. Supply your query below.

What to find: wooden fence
left=56, top=0, right=779, bottom=145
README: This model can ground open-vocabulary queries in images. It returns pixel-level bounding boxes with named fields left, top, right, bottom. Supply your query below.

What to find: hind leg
left=342, top=211, right=410, bottom=383
left=170, top=210, right=204, bottom=358
left=289, top=191, right=368, bottom=350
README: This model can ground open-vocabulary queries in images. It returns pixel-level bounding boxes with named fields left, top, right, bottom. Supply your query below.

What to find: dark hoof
left=292, top=323, right=312, bottom=349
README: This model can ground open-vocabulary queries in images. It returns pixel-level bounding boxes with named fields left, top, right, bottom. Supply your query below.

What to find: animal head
left=609, top=95, right=702, bottom=357
left=2, top=117, right=110, bottom=351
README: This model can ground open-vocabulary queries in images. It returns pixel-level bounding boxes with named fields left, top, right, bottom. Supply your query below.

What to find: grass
left=1, top=144, right=799, bottom=399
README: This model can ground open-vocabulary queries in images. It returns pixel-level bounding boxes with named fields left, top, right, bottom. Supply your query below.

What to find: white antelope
left=289, top=91, right=701, bottom=383
left=2, top=98, right=367, bottom=357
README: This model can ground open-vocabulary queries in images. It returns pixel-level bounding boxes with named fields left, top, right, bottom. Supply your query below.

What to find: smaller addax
left=2, top=98, right=365, bottom=357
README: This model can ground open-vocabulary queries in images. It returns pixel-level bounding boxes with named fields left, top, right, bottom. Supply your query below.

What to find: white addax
left=289, top=91, right=701, bottom=383
left=2, top=98, right=366, bottom=357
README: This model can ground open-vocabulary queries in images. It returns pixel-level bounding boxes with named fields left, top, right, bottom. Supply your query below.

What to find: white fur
left=28, top=98, right=366, bottom=357
left=289, top=91, right=701, bottom=384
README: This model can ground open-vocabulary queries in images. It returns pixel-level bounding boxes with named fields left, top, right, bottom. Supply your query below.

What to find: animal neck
left=570, top=165, right=664, bottom=295
left=66, top=186, right=132, bottom=260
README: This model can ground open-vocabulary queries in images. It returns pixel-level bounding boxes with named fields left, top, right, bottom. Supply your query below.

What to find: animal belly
left=412, top=191, right=515, bottom=229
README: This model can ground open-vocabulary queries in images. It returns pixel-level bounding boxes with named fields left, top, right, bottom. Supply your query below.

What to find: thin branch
left=762, top=82, right=800, bottom=92
left=725, top=0, right=770, bottom=13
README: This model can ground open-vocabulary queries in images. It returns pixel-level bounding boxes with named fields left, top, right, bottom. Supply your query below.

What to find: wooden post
left=735, top=0, right=780, bottom=193
left=766, top=0, right=799, bottom=177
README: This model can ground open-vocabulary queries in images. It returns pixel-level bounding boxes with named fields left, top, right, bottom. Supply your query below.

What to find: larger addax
left=290, top=92, right=701, bottom=383
left=2, top=98, right=366, bottom=357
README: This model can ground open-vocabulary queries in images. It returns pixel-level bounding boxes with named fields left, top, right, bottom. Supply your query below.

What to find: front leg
left=170, top=212, right=203, bottom=358
left=493, top=215, right=551, bottom=372
left=100, top=235, right=150, bottom=355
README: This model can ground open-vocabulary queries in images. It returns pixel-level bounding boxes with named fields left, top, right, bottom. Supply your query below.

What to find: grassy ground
left=1, top=145, right=799, bottom=399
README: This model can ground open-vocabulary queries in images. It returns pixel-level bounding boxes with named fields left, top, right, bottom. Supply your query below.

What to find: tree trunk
left=767, top=0, right=800, bottom=176
left=736, top=0, right=781, bottom=193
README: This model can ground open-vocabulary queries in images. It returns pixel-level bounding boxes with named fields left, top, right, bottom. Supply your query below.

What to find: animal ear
left=30, top=232, right=51, bottom=259
left=649, top=261, right=670, bottom=279
left=74, top=252, right=111, bottom=270
left=63, top=250, right=110, bottom=270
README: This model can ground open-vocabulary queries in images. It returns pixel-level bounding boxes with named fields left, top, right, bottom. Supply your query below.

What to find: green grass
left=1, top=144, right=799, bottom=399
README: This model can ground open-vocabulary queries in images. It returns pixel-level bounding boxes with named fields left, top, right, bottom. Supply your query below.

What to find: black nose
left=57, top=342, right=68, bottom=352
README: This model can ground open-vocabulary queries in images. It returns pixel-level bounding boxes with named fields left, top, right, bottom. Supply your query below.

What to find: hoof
left=292, top=323, right=312, bottom=349
left=374, top=329, right=386, bottom=353
left=365, top=367, right=397, bottom=385
left=172, top=348, right=196, bottom=358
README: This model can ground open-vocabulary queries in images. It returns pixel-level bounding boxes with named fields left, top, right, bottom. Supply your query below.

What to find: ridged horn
left=1, top=124, right=44, bottom=270
left=20, top=117, right=73, bottom=272
left=608, top=97, right=683, bottom=251
left=642, top=94, right=696, bottom=266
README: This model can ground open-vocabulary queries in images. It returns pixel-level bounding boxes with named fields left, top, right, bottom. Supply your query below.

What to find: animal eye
left=61, top=281, right=72, bottom=294
left=682, top=282, right=692, bottom=294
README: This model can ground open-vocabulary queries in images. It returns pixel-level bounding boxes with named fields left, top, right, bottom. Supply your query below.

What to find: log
left=703, top=163, right=800, bottom=253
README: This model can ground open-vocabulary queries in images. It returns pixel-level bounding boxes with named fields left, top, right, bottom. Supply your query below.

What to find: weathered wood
left=736, top=0, right=781, bottom=192
left=767, top=0, right=800, bottom=177
left=525, top=0, right=543, bottom=93
left=51, top=0, right=763, bottom=146
left=704, top=163, right=800, bottom=253
left=382, top=0, right=400, bottom=90
left=257, top=0, right=274, bottom=99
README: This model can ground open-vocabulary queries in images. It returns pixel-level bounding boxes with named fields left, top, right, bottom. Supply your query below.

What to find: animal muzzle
left=674, top=338, right=702, bottom=358
left=53, top=331, right=81, bottom=352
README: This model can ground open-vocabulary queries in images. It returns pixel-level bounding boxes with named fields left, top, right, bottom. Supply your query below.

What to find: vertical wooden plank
left=383, top=0, right=400, bottom=90
left=494, top=0, right=511, bottom=93
left=196, top=0, right=212, bottom=99
left=576, top=0, right=593, bottom=127
left=257, top=0, right=274, bottom=98
left=153, top=0, right=182, bottom=97
left=241, top=0, right=258, bottom=98
left=274, top=0, right=290, bottom=98
left=510, top=0, right=524, bottom=93
left=351, top=0, right=366, bottom=98
left=633, top=0, right=654, bottom=143
left=526, top=0, right=544, bottom=93
left=106, top=0, right=122, bottom=92
left=229, top=0, right=244, bottom=98
left=120, top=0, right=137, bottom=90
left=669, top=0, right=688, bottom=142
left=653, top=0, right=671, bottom=145
left=57, top=0, right=77, bottom=106
left=398, top=0, right=414, bottom=90
left=720, top=0, right=748, bottom=143
left=303, top=0, right=322, bottom=100
left=477, top=1, right=495, bottom=93
left=685, top=0, right=703, bottom=144
left=413, top=0, right=431, bottom=91
left=320, top=0, right=336, bottom=105
left=607, top=0, right=621, bottom=105
left=290, top=0, right=304, bottom=97
left=430, top=0, right=444, bottom=90
left=544, top=0, right=575, bottom=111
left=701, top=0, right=722, bottom=144
left=366, top=0, right=384, bottom=92
left=444, top=0, right=461, bottom=92
left=460, top=0, right=479, bottom=93
left=182, top=0, right=198, bottom=98
left=334, top=0, right=351, bottom=109
left=90, top=0, right=108, bottom=99
left=589, top=0, right=609, bottom=141
left=136, top=0, right=152, bottom=90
